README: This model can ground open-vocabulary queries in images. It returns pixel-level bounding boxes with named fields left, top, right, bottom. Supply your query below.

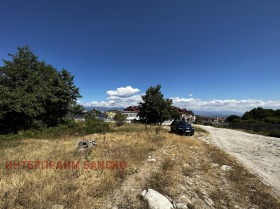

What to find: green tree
left=69, top=104, right=85, bottom=115
left=113, top=112, right=127, bottom=126
left=170, top=107, right=181, bottom=120
left=225, top=115, right=241, bottom=123
left=274, top=109, right=280, bottom=117
left=138, top=84, right=174, bottom=124
left=84, top=109, right=102, bottom=120
left=0, top=46, right=81, bottom=133
left=242, top=107, right=274, bottom=121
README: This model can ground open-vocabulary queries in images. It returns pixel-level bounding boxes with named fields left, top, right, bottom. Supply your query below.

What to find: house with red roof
left=173, top=107, right=196, bottom=123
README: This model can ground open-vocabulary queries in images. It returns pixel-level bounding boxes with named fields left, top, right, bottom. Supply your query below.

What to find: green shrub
left=268, top=131, right=280, bottom=138
left=0, top=118, right=110, bottom=141
left=204, top=122, right=212, bottom=126
left=113, top=112, right=127, bottom=126
left=85, top=118, right=110, bottom=134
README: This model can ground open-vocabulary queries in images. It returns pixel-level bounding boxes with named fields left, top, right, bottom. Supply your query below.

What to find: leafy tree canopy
left=225, top=115, right=241, bottom=123
left=84, top=109, right=102, bottom=120
left=69, top=104, right=85, bottom=115
left=226, top=107, right=280, bottom=124
left=138, top=84, right=174, bottom=124
left=0, top=46, right=81, bottom=133
left=242, top=107, right=275, bottom=120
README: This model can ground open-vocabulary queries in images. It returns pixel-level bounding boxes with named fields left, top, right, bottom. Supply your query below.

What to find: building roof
left=173, top=107, right=194, bottom=115
left=124, top=106, right=140, bottom=112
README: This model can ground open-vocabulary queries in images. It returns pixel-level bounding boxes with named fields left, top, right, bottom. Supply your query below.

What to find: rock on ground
left=176, top=202, right=188, bottom=209
left=141, top=189, right=174, bottom=209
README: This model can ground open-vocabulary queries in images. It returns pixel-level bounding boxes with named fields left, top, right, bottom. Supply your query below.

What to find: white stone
left=220, top=165, right=232, bottom=171
left=148, top=158, right=157, bottom=162
left=211, top=163, right=219, bottom=167
left=141, top=189, right=174, bottom=209
left=176, top=203, right=188, bottom=209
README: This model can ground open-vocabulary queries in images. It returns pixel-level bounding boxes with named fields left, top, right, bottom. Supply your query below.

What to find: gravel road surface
left=198, top=125, right=280, bottom=197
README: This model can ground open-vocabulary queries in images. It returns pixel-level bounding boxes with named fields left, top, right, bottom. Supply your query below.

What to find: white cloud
left=82, top=96, right=143, bottom=108
left=171, top=97, right=280, bottom=112
left=80, top=86, right=280, bottom=112
left=107, top=86, right=140, bottom=98
left=188, top=93, right=193, bottom=97
left=82, top=86, right=142, bottom=108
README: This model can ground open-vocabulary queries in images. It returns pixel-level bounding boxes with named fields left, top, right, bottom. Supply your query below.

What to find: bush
left=225, top=115, right=241, bottom=123
left=113, top=112, right=127, bottom=126
left=2, top=125, right=82, bottom=139
left=85, top=118, right=110, bottom=134
left=268, top=131, right=280, bottom=138
left=204, top=122, right=212, bottom=126
left=0, top=118, right=110, bottom=141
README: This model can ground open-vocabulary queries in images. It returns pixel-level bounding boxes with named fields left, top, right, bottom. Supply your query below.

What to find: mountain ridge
left=83, top=106, right=243, bottom=117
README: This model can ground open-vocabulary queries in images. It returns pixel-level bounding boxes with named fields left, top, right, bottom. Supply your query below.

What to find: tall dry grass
left=0, top=124, right=166, bottom=208
left=1, top=124, right=279, bottom=208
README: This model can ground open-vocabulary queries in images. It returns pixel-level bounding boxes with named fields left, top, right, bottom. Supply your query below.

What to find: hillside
left=0, top=124, right=279, bottom=208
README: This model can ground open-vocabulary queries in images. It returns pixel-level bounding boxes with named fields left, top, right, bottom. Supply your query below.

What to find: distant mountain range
left=84, top=106, right=244, bottom=117
left=192, top=110, right=244, bottom=117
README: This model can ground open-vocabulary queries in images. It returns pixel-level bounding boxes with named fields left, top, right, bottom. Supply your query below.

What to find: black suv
left=170, top=120, right=195, bottom=136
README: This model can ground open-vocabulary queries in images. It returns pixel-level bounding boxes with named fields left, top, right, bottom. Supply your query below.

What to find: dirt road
left=198, top=125, right=280, bottom=197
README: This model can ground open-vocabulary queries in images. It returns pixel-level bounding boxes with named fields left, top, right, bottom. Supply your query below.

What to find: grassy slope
left=0, top=124, right=279, bottom=208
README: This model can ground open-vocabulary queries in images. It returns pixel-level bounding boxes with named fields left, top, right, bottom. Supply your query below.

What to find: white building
left=121, top=110, right=140, bottom=122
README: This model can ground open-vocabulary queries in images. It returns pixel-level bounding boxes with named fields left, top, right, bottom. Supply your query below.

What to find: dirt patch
left=104, top=127, right=280, bottom=208
left=198, top=125, right=280, bottom=197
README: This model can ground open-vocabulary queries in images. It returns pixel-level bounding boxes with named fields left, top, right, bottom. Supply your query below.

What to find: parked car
left=170, top=120, right=195, bottom=136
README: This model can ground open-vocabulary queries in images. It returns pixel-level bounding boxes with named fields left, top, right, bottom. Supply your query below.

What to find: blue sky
left=1, top=0, right=280, bottom=112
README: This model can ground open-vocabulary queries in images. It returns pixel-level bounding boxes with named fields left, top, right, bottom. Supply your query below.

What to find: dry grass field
left=0, top=124, right=279, bottom=209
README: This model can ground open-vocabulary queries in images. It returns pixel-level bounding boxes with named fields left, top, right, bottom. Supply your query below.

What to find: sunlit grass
left=0, top=123, right=279, bottom=208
